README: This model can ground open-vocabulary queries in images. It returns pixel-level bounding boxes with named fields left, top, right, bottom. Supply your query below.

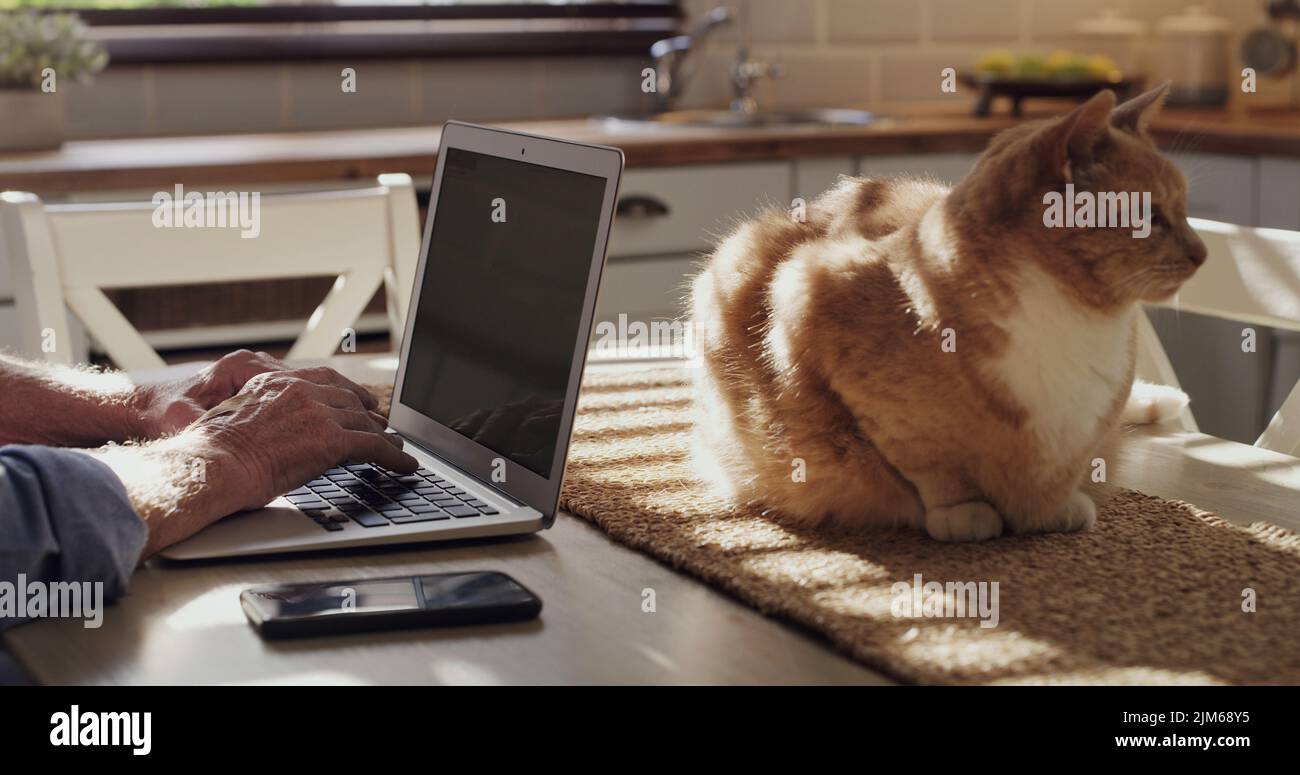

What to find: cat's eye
left=1150, top=206, right=1170, bottom=229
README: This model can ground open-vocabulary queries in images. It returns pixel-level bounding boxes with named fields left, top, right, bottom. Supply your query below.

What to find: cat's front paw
left=925, top=501, right=1003, bottom=542
left=1053, top=490, right=1097, bottom=533
left=1121, top=380, right=1189, bottom=425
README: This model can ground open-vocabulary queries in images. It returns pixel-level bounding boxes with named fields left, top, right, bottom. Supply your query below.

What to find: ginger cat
left=691, top=85, right=1205, bottom=542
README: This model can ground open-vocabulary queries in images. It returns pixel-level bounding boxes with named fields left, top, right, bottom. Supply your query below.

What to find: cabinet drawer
left=794, top=156, right=855, bottom=201
left=858, top=153, right=977, bottom=185
left=1259, top=157, right=1300, bottom=230
left=608, top=162, right=791, bottom=259
left=595, top=253, right=698, bottom=326
left=0, top=303, right=17, bottom=352
left=0, top=238, right=10, bottom=300
left=1171, top=153, right=1256, bottom=225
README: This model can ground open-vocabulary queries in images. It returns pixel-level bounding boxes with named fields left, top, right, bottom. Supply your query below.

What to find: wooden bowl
left=959, top=73, right=1142, bottom=117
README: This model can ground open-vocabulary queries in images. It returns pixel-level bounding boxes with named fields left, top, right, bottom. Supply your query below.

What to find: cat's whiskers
left=1116, top=265, right=1153, bottom=283
left=1115, top=265, right=1157, bottom=291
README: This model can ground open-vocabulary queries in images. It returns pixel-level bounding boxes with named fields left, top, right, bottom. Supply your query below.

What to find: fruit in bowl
left=974, top=49, right=1122, bottom=82
left=1085, top=55, right=1122, bottom=82
left=974, top=49, right=1016, bottom=76
left=1045, top=50, right=1091, bottom=77
left=965, top=50, right=1133, bottom=117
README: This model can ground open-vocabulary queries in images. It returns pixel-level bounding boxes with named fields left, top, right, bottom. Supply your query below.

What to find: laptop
left=162, top=122, right=624, bottom=560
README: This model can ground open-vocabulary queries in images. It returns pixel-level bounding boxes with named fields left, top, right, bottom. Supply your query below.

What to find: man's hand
left=195, top=367, right=409, bottom=512
left=126, top=350, right=381, bottom=440
left=85, top=366, right=414, bottom=557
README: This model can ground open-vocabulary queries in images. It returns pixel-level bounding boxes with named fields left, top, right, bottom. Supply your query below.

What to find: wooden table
left=5, top=354, right=1299, bottom=685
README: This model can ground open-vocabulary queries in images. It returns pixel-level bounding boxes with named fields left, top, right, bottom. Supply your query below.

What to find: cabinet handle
left=616, top=195, right=671, bottom=219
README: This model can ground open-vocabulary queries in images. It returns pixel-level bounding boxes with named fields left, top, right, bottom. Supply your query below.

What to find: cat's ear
left=1037, top=89, right=1115, bottom=181
left=1111, top=81, right=1171, bottom=134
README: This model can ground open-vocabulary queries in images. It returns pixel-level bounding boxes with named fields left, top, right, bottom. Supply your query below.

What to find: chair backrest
left=0, top=173, right=420, bottom=370
left=1135, top=217, right=1300, bottom=454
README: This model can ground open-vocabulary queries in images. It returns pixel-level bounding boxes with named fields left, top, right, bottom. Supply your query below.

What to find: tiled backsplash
left=64, top=55, right=655, bottom=139
left=64, top=1, right=1270, bottom=138
left=677, top=0, right=1269, bottom=109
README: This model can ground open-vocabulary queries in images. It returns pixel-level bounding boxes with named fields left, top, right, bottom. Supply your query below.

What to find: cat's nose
left=1184, top=234, right=1208, bottom=267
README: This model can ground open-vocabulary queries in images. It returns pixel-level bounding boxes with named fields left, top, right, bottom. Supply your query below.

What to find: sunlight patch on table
left=164, top=583, right=249, bottom=632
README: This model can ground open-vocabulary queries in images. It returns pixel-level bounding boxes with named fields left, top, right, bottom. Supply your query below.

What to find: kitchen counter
left=1, top=105, right=1298, bottom=196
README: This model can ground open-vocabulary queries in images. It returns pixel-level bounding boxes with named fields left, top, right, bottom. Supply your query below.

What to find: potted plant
left=0, top=9, right=107, bottom=151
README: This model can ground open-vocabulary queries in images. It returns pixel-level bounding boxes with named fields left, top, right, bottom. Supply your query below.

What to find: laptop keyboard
left=284, top=464, right=500, bottom=531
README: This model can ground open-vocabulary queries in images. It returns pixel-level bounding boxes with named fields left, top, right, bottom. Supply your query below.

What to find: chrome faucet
left=730, top=43, right=784, bottom=114
left=649, top=6, right=733, bottom=112
left=649, top=4, right=784, bottom=115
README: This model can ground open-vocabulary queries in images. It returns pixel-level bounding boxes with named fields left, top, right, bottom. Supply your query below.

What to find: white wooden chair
left=0, top=173, right=420, bottom=370
left=1136, top=217, right=1300, bottom=456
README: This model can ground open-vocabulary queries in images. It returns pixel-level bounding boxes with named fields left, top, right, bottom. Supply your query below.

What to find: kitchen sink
left=593, top=108, right=890, bottom=131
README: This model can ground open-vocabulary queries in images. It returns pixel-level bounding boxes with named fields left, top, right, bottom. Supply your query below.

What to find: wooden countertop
left=2, top=105, right=1298, bottom=196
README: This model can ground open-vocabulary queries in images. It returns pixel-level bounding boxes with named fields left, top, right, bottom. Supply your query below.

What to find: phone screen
left=243, top=572, right=537, bottom=622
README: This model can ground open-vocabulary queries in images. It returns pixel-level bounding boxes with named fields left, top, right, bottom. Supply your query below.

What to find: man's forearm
left=75, top=430, right=244, bottom=559
left=0, top=354, right=143, bottom=447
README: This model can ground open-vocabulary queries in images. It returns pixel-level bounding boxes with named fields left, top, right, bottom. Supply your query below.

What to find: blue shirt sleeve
left=0, top=445, right=146, bottom=631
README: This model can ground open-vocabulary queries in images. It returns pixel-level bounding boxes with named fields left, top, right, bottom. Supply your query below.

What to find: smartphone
left=240, top=571, right=542, bottom=639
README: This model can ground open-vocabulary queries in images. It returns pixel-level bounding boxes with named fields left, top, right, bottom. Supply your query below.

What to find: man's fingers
left=255, top=351, right=291, bottom=370
left=330, top=408, right=386, bottom=434
left=243, top=354, right=289, bottom=380
left=327, top=408, right=401, bottom=449
left=221, top=350, right=290, bottom=390
left=308, top=382, right=368, bottom=412
left=358, top=409, right=404, bottom=449
left=342, top=430, right=418, bottom=472
left=293, top=367, right=379, bottom=410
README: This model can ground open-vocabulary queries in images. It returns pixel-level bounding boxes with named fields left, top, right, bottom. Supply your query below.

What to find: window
left=3, top=1, right=682, bottom=64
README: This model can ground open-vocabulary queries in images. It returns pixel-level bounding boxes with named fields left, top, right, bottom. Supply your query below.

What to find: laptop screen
left=398, top=147, right=608, bottom=478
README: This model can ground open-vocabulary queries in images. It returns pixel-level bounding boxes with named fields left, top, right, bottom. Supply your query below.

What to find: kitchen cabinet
left=858, top=153, right=977, bottom=185
left=0, top=303, right=17, bottom=353
left=595, top=155, right=985, bottom=329
left=1152, top=155, right=1281, bottom=443
left=794, top=156, right=856, bottom=202
left=607, top=162, right=791, bottom=259
left=594, top=254, right=702, bottom=329
left=1170, top=153, right=1257, bottom=225
left=597, top=161, right=792, bottom=328
left=1259, top=157, right=1300, bottom=230
left=592, top=149, right=1268, bottom=332
left=1146, top=307, right=1277, bottom=443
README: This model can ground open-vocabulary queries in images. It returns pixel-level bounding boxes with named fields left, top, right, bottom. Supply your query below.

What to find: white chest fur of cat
left=989, top=265, right=1135, bottom=465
